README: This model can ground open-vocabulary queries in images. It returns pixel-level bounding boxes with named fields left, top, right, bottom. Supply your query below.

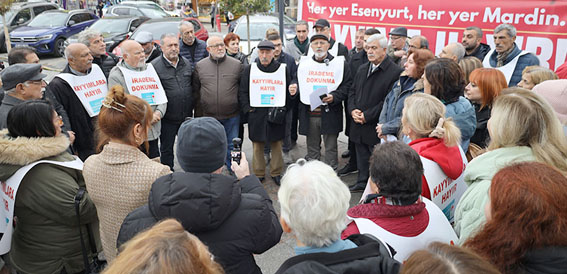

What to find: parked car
left=105, top=1, right=170, bottom=18
left=9, top=10, right=98, bottom=57
left=65, top=16, right=149, bottom=52
left=231, top=13, right=296, bottom=54
left=112, top=17, right=208, bottom=57
left=0, top=2, right=59, bottom=52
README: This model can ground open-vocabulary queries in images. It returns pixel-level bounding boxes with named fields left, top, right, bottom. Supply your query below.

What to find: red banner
left=298, top=0, right=567, bottom=70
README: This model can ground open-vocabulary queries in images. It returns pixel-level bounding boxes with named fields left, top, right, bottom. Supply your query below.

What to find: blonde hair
left=103, top=219, right=224, bottom=274
left=402, top=93, right=461, bottom=147
left=522, top=65, right=559, bottom=86
left=488, top=88, right=567, bottom=173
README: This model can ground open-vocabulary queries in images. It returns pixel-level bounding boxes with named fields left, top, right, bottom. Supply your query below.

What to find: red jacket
left=409, top=138, right=465, bottom=199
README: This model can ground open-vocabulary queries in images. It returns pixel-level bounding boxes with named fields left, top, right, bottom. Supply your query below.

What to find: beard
left=314, top=50, right=326, bottom=58
left=136, top=58, right=146, bottom=68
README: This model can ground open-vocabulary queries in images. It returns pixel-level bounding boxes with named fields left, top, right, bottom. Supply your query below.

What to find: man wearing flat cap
left=135, top=31, right=162, bottom=63
left=0, top=64, right=47, bottom=128
left=307, top=19, right=349, bottom=61
left=387, top=26, right=409, bottom=67
left=296, top=34, right=352, bottom=171
left=239, top=40, right=296, bottom=185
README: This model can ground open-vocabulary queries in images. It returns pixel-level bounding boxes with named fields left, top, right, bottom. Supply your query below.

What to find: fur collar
left=0, top=129, right=70, bottom=166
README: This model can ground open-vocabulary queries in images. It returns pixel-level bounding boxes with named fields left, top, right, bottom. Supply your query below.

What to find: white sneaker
left=283, top=152, right=293, bottom=164
left=264, top=153, right=271, bottom=164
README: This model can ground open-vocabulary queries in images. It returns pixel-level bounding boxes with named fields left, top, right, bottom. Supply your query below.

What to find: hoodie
left=409, top=137, right=465, bottom=200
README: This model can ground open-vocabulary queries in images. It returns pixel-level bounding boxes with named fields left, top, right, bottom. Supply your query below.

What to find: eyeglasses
left=209, top=43, right=225, bottom=49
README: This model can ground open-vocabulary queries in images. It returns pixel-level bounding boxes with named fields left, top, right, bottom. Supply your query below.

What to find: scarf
left=496, top=45, right=515, bottom=67
left=294, top=36, right=309, bottom=54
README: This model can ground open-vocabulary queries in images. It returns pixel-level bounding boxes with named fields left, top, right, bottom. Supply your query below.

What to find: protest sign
left=249, top=63, right=287, bottom=107
left=297, top=55, right=345, bottom=105
left=56, top=64, right=108, bottom=117
left=118, top=64, right=168, bottom=106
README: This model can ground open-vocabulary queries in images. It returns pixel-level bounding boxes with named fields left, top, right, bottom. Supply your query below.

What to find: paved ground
left=0, top=19, right=364, bottom=273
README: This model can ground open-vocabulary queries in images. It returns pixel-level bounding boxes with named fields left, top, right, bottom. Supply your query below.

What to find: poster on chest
left=297, top=56, right=344, bottom=105
left=118, top=64, right=168, bottom=106
left=56, top=64, right=108, bottom=117
left=249, top=63, right=287, bottom=107
left=298, top=0, right=567, bottom=70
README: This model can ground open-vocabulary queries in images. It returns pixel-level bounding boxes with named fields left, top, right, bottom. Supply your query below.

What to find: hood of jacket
left=148, top=172, right=242, bottom=233
left=410, top=137, right=464, bottom=180
left=518, top=246, right=567, bottom=274
left=465, top=146, right=535, bottom=186
left=0, top=129, right=70, bottom=180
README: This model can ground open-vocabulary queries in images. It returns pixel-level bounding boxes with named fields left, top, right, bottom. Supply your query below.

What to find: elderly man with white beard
left=296, top=34, right=352, bottom=171
left=108, top=40, right=168, bottom=159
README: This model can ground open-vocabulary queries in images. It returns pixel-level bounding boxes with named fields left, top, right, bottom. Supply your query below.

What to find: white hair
left=495, top=23, right=517, bottom=38
left=77, top=29, right=102, bottom=47
left=206, top=34, right=223, bottom=46
left=366, top=33, right=388, bottom=49
left=179, top=20, right=194, bottom=31
left=449, top=42, right=466, bottom=62
left=160, top=33, right=178, bottom=46
left=64, top=47, right=73, bottom=61
left=278, top=159, right=351, bottom=247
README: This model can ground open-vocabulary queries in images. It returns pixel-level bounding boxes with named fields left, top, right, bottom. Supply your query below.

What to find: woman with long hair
left=465, top=162, right=567, bottom=273
left=423, top=58, right=476, bottom=151
left=401, top=93, right=466, bottom=222
left=465, top=68, right=507, bottom=148
left=83, top=85, right=171, bottom=261
left=454, top=88, right=567, bottom=242
left=517, top=65, right=558, bottom=90
left=459, top=56, right=483, bottom=86
left=104, top=219, right=224, bottom=274
left=377, top=48, right=435, bottom=140
left=0, top=100, right=99, bottom=274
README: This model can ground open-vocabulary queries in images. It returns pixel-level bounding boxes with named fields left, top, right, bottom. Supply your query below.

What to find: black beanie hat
left=176, top=117, right=227, bottom=173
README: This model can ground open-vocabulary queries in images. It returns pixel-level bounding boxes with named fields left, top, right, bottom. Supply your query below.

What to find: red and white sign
left=249, top=63, right=287, bottom=107
left=56, top=64, right=108, bottom=117
left=118, top=64, right=168, bottom=106
left=298, top=0, right=567, bottom=70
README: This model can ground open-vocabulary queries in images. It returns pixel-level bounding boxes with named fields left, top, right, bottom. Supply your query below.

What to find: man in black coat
left=462, top=26, right=491, bottom=61
left=240, top=40, right=296, bottom=185
left=78, top=29, right=119, bottom=78
left=118, top=117, right=282, bottom=274
left=134, top=31, right=162, bottom=63
left=348, top=34, right=403, bottom=191
left=152, top=34, right=193, bottom=170
left=297, top=34, right=352, bottom=170
left=308, top=19, right=349, bottom=61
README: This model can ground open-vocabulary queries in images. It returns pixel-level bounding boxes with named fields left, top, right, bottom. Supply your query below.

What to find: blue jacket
left=445, top=96, right=476, bottom=150
left=485, top=43, right=539, bottom=86
left=379, top=75, right=418, bottom=136
left=179, top=38, right=209, bottom=71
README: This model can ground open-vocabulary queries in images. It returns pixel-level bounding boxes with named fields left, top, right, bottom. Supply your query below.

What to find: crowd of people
left=0, top=16, right=566, bottom=274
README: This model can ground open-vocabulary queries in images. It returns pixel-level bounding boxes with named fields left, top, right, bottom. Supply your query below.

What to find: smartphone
left=319, top=94, right=327, bottom=100
left=231, top=138, right=242, bottom=164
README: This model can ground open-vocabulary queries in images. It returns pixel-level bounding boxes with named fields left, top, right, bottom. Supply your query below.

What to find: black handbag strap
left=74, top=187, right=92, bottom=273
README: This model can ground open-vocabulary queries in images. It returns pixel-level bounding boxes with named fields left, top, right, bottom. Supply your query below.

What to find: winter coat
left=179, top=38, right=209, bottom=70
left=275, top=234, right=400, bottom=274
left=240, top=59, right=294, bottom=142
left=348, top=49, right=367, bottom=77
left=228, top=51, right=249, bottom=66
left=454, top=146, right=536, bottom=243
left=464, top=43, right=491, bottom=62
left=0, top=94, right=24, bottom=129
left=445, top=96, right=477, bottom=151
left=348, top=57, right=403, bottom=145
left=409, top=137, right=465, bottom=200
left=284, top=38, right=308, bottom=62
left=513, top=246, right=567, bottom=274
left=378, top=76, right=419, bottom=136
left=146, top=44, right=162, bottom=63
left=117, top=173, right=283, bottom=274
left=298, top=54, right=352, bottom=136
left=47, top=65, right=97, bottom=160
left=83, top=142, right=171, bottom=262
left=484, top=43, right=540, bottom=86
left=92, top=52, right=119, bottom=79
left=108, top=60, right=167, bottom=141
left=0, top=130, right=99, bottom=274
left=193, top=55, right=242, bottom=120
left=152, top=54, right=194, bottom=123
left=469, top=103, right=491, bottom=148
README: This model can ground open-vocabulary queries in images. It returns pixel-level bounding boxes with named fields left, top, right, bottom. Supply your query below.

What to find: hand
left=359, top=112, right=366, bottom=124
left=376, top=124, right=383, bottom=137
left=322, top=94, right=334, bottom=104
left=151, top=111, right=162, bottom=124
left=289, top=84, right=297, bottom=96
left=67, top=131, right=76, bottom=144
left=231, top=151, right=251, bottom=180
left=394, top=50, right=406, bottom=58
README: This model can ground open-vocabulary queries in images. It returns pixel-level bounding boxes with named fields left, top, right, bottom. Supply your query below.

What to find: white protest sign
left=249, top=63, right=286, bottom=107
left=0, top=157, right=83, bottom=254
left=118, top=63, right=168, bottom=106
left=56, top=64, right=108, bottom=117
left=297, top=56, right=344, bottom=105
left=421, top=146, right=468, bottom=224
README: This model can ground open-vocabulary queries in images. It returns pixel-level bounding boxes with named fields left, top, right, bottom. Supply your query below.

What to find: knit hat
left=176, top=117, right=227, bottom=173
left=532, top=79, right=567, bottom=124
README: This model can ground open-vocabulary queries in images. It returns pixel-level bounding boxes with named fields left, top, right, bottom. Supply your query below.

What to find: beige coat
left=83, top=142, right=171, bottom=261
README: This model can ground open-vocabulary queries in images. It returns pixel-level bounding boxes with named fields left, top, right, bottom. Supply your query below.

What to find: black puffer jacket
left=152, top=55, right=193, bottom=122
left=275, top=234, right=401, bottom=274
left=92, top=52, right=119, bottom=79
left=513, top=246, right=567, bottom=274
left=117, top=173, right=282, bottom=274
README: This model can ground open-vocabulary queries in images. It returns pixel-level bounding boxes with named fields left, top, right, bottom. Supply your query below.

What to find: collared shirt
left=368, top=62, right=381, bottom=76
left=294, top=238, right=357, bottom=255
left=163, top=54, right=178, bottom=68
left=69, top=66, right=90, bottom=76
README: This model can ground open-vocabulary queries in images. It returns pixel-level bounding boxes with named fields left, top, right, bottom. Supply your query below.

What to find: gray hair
left=4, top=87, right=17, bottom=95
left=465, top=26, right=483, bottom=39
left=412, top=35, right=429, bottom=49
left=178, top=20, right=194, bottom=31
left=278, top=159, right=351, bottom=247
left=366, top=33, right=388, bottom=49
left=296, top=20, right=308, bottom=29
left=206, top=34, right=223, bottom=46
left=64, top=47, right=73, bottom=61
left=77, top=29, right=102, bottom=47
left=160, top=33, right=178, bottom=46
left=449, top=42, right=466, bottom=62
left=494, top=23, right=517, bottom=38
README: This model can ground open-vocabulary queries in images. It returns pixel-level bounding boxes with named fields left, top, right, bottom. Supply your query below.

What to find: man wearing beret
left=135, top=31, right=162, bottom=63
left=296, top=34, right=352, bottom=171
left=239, top=40, right=296, bottom=185
left=0, top=64, right=47, bottom=129
left=386, top=26, right=409, bottom=67
left=307, top=19, right=349, bottom=61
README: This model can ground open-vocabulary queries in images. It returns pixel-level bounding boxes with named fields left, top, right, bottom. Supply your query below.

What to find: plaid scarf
left=496, top=46, right=515, bottom=67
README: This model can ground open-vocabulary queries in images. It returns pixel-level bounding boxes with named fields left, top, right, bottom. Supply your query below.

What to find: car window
left=45, top=5, right=58, bottom=11
left=132, top=21, right=179, bottom=44
left=11, top=8, right=31, bottom=26
left=113, top=7, right=131, bottom=16
left=130, top=18, right=144, bottom=31
left=138, top=7, right=168, bottom=18
left=28, top=12, right=67, bottom=27
left=91, top=19, right=130, bottom=33
left=69, top=14, right=83, bottom=24
left=33, top=6, right=47, bottom=16
left=235, top=23, right=278, bottom=41
left=190, top=20, right=201, bottom=31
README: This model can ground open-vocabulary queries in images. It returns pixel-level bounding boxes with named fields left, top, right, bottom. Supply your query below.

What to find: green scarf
left=294, top=36, right=309, bottom=54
